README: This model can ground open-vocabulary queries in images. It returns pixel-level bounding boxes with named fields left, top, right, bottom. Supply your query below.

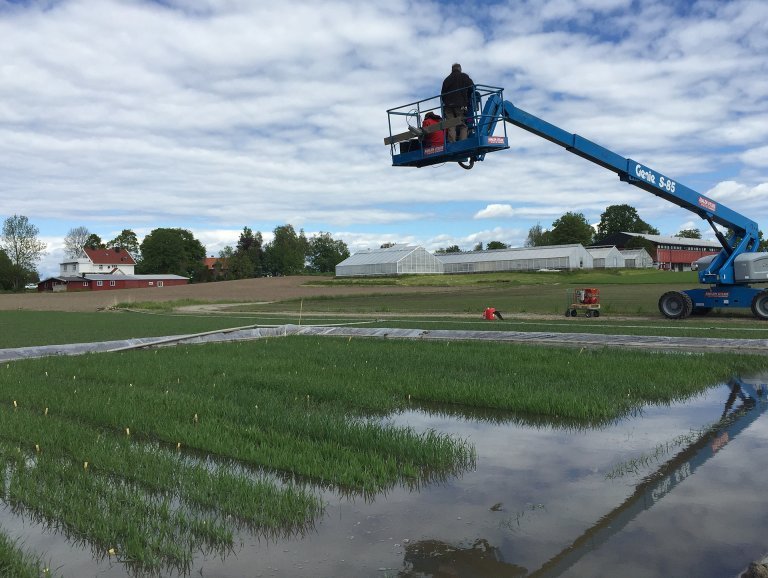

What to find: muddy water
left=3, top=375, right=768, bottom=577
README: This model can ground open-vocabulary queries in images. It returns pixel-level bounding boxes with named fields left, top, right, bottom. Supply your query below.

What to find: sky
left=1, top=0, right=767, bottom=278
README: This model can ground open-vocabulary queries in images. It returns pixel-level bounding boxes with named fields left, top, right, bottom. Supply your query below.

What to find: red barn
left=595, top=232, right=721, bottom=272
left=37, top=274, right=188, bottom=292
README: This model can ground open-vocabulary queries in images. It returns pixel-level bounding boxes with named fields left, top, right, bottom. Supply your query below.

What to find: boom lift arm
left=385, top=87, right=768, bottom=319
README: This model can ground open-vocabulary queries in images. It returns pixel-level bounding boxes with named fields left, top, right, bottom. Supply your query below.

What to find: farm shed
left=619, top=248, right=654, bottom=268
left=335, top=244, right=444, bottom=277
left=37, top=274, right=189, bottom=292
left=586, top=246, right=625, bottom=268
left=596, top=232, right=721, bottom=271
left=438, top=244, right=593, bottom=273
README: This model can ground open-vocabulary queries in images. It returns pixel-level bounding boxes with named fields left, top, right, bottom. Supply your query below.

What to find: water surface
left=2, top=375, right=767, bottom=577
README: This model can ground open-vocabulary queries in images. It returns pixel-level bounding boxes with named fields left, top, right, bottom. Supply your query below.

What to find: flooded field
left=2, top=374, right=767, bottom=577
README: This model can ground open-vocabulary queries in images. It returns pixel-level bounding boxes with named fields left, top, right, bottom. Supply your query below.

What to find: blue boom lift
left=385, top=85, right=768, bottom=320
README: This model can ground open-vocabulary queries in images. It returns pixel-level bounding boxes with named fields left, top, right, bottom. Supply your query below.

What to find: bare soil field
left=0, top=277, right=456, bottom=313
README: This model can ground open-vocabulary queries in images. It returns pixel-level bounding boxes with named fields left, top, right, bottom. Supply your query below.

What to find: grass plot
left=0, top=335, right=766, bottom=574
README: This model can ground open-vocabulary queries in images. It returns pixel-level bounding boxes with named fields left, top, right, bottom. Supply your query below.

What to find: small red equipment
left=483, top=307, right=504, bottom=320
left=565, top=288, right=601, bottom=318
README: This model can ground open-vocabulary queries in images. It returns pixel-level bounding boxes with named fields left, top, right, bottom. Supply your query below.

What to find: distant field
left=0, top=310, right=253, bottom=349
left=313, top=269, right=699, bottom=287
left=2, top=270, right=767, bottom=348
left=225, top=280, right=718, bottom=317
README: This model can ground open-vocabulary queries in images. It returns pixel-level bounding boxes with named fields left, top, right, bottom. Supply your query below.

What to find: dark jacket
left=441, top=70, right=474, bottom=107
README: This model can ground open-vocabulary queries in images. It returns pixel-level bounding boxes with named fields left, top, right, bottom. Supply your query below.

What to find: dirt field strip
left=0, top=276, right=461, bottom=312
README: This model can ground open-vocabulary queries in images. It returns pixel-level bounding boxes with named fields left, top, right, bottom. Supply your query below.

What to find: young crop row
left=0, top=528, right=55, bottom=578
left=0, top=404, right=325, bottom=574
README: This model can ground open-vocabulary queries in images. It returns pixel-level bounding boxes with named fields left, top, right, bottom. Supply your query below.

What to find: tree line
left=5, top=205, right=764, bottom=291
left=0, top=215, right=351, bottom=291
left=65, top=224, right=349, bottom=282
left=212, top=225, right=350, bottom=281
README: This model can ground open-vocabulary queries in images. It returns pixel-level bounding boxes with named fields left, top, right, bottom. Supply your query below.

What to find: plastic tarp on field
left=3, top=324, right=768, bottom=362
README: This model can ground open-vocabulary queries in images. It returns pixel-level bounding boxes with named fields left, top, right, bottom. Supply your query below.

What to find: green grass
left=0, top=310, right=258, bottom=348
left=1, top=336, right=766, bottom=573
left=312, top=269, right=699, bottom=287
left=0, top=531, right=56, bottom=578
left=222, top=282, right=734, bottom=317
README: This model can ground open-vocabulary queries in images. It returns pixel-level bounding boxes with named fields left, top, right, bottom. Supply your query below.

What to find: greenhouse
left=619, top=248, right=654, bottom=268
left=438, top=244, right=593, bottom=273
left=586, top=245, right=625, bottom=268
left=335, top=244, right=444, bottom=277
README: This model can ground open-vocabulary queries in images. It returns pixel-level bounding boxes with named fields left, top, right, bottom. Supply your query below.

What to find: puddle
left=2, top=375, right=767, bottom=577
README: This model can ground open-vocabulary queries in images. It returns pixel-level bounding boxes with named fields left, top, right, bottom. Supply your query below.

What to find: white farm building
left=619, top=248, right=654, bottom=268
left=586, top=246, right=625, bottom=268
left=335, top=244, right=444, bottom=277
left=438, top=244, right=593, bottom=274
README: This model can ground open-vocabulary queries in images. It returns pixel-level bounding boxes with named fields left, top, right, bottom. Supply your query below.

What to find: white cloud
left=474, top=204, right=516, bottom=219
left=741, top=145, right=768, bottom=168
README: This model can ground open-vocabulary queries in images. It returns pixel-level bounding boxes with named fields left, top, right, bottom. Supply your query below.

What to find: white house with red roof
left=39, top=246, right=188, bottom=292
left=59, top=247, right=136, bottom=276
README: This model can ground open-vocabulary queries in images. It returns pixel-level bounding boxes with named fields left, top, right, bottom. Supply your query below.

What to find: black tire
left=593, top=310, right=600, bottom=318
left=585, top=310, right=592, bottom=318
left=682, top=293, right=693, bottom=318
left=658, top=291, right=691, bottom=319
left=751, top=293, right=768, bottom=320
left=570, top=309, right=577, bottom=317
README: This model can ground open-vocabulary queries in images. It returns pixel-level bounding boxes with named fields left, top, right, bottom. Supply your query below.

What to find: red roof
left=85, top=247, right=136, bottom=265
left=204, top=257, right=228, bottom=270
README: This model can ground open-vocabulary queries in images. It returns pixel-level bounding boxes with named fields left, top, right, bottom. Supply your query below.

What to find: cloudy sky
left=2, top=0, right=767, bottom=277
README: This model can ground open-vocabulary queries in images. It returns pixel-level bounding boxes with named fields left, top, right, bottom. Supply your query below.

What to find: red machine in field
left=566, top=288, right=600, bottom=318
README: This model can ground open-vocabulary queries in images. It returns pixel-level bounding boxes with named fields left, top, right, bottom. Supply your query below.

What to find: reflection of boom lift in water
left=399, top=378, right=767, bottom=577
left=385, top=86, right=768, bottom=319
left=528, top=376, right=767, bottom=578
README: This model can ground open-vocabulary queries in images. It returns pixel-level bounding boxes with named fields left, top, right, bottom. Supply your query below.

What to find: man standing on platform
left=441, top=63, right=474, bottom=143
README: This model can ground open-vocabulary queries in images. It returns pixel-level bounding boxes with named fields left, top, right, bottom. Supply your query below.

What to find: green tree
left=228, top=250, right=255, bottom=279
left=525, top=222, right=552, bottom=247
left=264, top=224, right=307, bottom=276
left=0, top=249, right=14, bottom=290
left=549, top=212, right=594, bottom=246
left=473, top=241, right=484, bottom=251
left=233, top=226, right=265, bottom=278
left=0, top=214, right=46, bottom=290
left=63, top=226, right=91, bottom=258
left=486, top=241, right=508, bottom=250
left=435, top=245, right=461, bottom=254
left=675, top=228, right=702, bottom=239
left=759, top=231, right=768, bottom=252
left=595, top=204, right=659, bottom=239
left=84, top=233, right=104, bottom=249
left=215, top=246, right=235, bottom=280
left=106, top=229, right=141, bottom=260
left=136, top=228, right=206, bottom=281
left=307, top=232, right=350, bottom=273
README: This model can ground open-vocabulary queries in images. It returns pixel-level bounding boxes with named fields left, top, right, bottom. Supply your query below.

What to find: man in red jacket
left=422, top=111, right=445, bottom=148
left=441, top=63, right=474, bottom=142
